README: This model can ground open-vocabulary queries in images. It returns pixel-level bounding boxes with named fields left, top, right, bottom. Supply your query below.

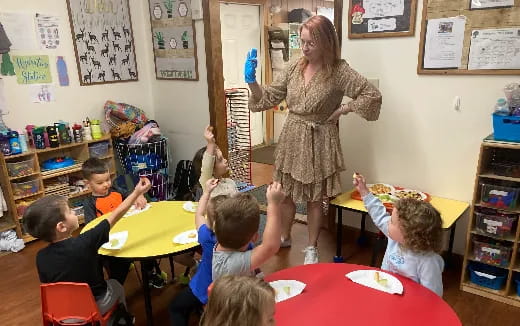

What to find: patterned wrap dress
left=248, top=59, right=382, bottom=203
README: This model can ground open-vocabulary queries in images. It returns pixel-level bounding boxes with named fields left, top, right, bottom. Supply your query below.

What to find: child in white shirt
left=353, top=174, right=444, bottom=296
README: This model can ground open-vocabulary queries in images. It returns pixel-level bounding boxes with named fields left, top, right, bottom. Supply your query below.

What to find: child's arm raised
left=200, top=125, right=216, bottom=191
left=250, top=182, right=284, bottom=270
left=195, top=178, right=219, bottom=230
left=354, top=174, right=391, bottom=237
left=106, top=178, right=151, bottom=227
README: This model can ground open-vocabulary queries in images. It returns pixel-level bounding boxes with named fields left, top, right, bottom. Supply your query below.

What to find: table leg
left=370, top=232, right=386, bottom=267
left=445, top=223, right=457, bottom=268
left=334, top=207, right=344, bottom=263
left=168, top=256, right=175, bottom=282
left=357, top=212, right=368, bottom=246
left=140, top=260, right=154, bottom=326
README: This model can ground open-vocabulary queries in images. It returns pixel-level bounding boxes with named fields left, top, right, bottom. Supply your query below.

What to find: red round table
left=265, top=263, right=461, bottom=326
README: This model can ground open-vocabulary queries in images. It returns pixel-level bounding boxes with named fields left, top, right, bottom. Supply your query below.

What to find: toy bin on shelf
left=472, top=237, right=512, bottom=267
left=475, top=211, right=518, bottom=237
left=468, top=261, right=508, bottom=290
left=480, top=183, right=519, bottom=210
left=493, top=114, right=520, bottom=142
left=88, top=141, right=109, bottom=158
left=11, top=179, right=40, bottom=198
left=516, top=274, right=520, bottom=296
left=7, top=158, right=35, bottom=177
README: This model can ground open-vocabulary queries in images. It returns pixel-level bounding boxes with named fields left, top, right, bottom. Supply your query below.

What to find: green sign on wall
left=13, top=55, right=52, bottom=84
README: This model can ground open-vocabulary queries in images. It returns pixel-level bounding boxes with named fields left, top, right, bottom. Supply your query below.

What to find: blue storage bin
left=516, top=277, right=520, bottom=296
left=468, top=261, right=507, bottom=290
left=493, top=114, right=520, bottom=142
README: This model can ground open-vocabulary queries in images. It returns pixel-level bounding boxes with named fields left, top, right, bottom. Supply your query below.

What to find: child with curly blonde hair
left=200, top=275, right=275, bottom=326
left=353, top=174, right=444, bottom=296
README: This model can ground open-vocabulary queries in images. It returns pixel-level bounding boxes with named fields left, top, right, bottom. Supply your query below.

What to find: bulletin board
left=147, top=0, right=198, bottom=81
left=417, top=0, right=520, bottom=75
left=66, top=0, right=138, bottom=86
left=348, top=0, right=418, bottom=38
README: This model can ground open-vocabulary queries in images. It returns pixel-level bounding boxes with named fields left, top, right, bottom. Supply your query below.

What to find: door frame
left=203, top=0, right=343, bottom=158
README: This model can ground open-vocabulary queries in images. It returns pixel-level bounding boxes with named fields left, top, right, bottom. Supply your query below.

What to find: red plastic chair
left=40, top=282, right=118, bottom=326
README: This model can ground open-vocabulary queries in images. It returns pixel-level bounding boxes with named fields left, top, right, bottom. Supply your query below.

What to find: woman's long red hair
left=299, top=15, right=341, bottom=75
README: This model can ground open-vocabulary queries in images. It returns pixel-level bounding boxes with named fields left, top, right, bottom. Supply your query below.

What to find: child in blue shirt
left=353, top=174, right=444, bottom=296
left=169, top=178, right=226, bottom=326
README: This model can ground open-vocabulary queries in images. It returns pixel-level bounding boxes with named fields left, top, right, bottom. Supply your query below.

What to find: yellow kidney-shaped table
left=82, top=201, right=199, bottom=326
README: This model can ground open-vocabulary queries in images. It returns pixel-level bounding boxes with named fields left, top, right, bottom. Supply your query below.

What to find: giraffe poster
left=147, top=0, right=198, bottom=80
left=66, top=0, right=138, bottom=85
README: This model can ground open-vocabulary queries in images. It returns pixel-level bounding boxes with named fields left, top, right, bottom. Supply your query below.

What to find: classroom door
left=220, top=3, right=264, bottom=147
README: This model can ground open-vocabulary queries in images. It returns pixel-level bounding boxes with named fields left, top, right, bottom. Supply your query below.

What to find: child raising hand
left=353, top=173, right=444, bottom=296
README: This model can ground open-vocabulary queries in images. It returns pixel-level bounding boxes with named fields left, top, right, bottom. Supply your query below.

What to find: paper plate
left=124, top=203, right=151, bottom=217
left=367, top=183, right=395, bottom=195
left=101, top=231, right=128, bottom=250
left=173, top=229, right=198, bottom=244
left=346, top=270, right=403, bottom=295
left=269, top=280, right=306, bottom=302
left=393, top=189, right=427, bottom=201
left=183, top=201, right=198, bottom=213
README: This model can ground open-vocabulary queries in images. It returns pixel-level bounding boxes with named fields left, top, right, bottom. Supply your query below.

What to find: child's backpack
left=172, top=160, right=197, bottom=200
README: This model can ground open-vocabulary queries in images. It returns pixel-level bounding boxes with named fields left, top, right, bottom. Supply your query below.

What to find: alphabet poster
left=66, top=0, right=138, bottom=85
left=147, top=0, right=199, bottom=80
left=13, top=55, right=52, bottom=84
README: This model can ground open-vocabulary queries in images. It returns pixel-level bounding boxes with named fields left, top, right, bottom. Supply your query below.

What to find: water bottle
left=56, top=56, right=69, bottom=86
left=18, top=130, right=28, bottom=152
left=83, top=119, right=92, bottom=141
left=33, top=127, right=46, bottom=149
left=90, top=119, right=102, bottom=139
left=9, top=130, right=22, bottom=154
left=494, top=98, right=510, bottom=116
left=0, top=133, right=11, bottom=155
left=510, top=93, right=520, bottom=116
left=47, top=126, right=60, bottom=148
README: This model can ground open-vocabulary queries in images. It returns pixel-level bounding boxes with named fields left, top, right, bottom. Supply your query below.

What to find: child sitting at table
left=200, top=275, right=275, bottom=326
left=353, top=174, right=444, bottom=296
left=169, top=178, right=227, bottom=326
left=212, top=183, right=284, bottom=280
left=24, top=178, right=151, bottom=320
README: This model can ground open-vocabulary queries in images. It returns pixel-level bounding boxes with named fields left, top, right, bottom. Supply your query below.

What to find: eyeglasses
left=299, top=39, right=317, bottom=49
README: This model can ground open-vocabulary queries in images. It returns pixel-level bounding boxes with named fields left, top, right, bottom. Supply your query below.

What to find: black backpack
left=172, top=160, right=197, bottom=200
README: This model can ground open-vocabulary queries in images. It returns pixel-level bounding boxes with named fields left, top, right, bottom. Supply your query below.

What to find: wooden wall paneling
left=203, top=0, right=228, bottom=156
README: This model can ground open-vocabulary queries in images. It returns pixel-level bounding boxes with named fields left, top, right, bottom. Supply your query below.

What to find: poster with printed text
left=66, top=0, right=138, bottom=85
left=147, top=0, right=198, bottom=80
left=13, top=55, right=52, bottom=84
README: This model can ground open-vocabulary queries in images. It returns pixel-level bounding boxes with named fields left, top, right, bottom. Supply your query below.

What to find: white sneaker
left=280, top=237, right=292, bottom=248
left=303, top=246, right=319, bottom=265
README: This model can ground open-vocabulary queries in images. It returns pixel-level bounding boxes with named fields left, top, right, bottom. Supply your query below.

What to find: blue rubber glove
left=244, top=48, right=257, bottom=84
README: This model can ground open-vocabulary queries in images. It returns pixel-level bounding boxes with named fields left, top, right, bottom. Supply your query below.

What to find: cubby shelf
left=460, top=136, right=520, bottom=307
left=0, top=135, right=116, bottom=243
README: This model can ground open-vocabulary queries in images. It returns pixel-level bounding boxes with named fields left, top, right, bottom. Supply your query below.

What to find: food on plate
left=369, top=183, right=392, bottom=195
left=374, top=271, right=388, bottom=287
left=394, top=190, right=424, bottom=201
left=187, top=232, right=197, bottom=238
left=376, top=194, right=395, bottom=203
left=283, top=286, right=291, bottom=296
left=110, top=239, right=119, bottom=247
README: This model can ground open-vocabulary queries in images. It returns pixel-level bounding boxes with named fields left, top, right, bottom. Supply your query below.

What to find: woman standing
left=246, top=15, right=382, bottom=264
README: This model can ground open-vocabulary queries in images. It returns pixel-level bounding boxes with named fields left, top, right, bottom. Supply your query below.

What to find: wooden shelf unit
left=0, top=135, right=116, bottom=243
left=460, top=138, right=520, bottom=307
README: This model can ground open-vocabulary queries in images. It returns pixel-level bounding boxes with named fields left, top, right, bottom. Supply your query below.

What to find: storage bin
left=472, top=238, right=512, bottom=267
left=493, top=113, right=520, bottom=142
left=515, top=276, right=520, bottom=296
left=490, top=162, right=520, bottom=178
left=16, top=199, right=37, bottom=217
left=89, top=141, right=109, bottom=158
left=475, top=211, right=518, bottom=237
left=480, top=183, right=519, bottom=210
left=468, top=261, right=508, bottom=290
left=6, top=158, right=34, bottom=177
left=11, top=179, right=40, bottom=198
